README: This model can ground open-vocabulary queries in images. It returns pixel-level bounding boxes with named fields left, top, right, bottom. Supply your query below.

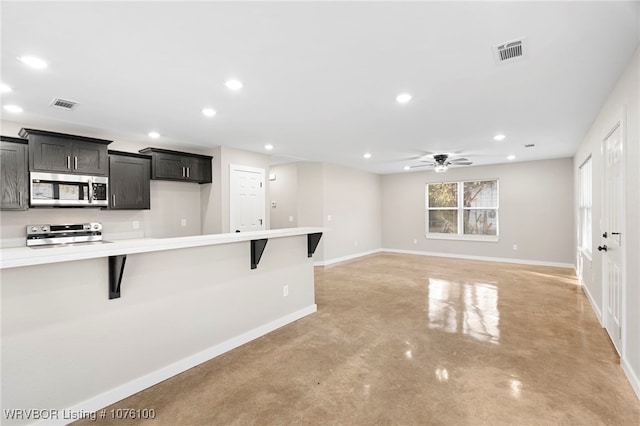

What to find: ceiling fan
left=409, top=154, right=473, bottom=172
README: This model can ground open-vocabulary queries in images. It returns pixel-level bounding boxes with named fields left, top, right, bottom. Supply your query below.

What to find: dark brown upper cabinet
left=108, top=151, right=151, bottom=210
left=139, top=148, right=212, bottom=184
left=19, top=128, right=111, bottom=176
left=0, top=136, right=29, bottom=210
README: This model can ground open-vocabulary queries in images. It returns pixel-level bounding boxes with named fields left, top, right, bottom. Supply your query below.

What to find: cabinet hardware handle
left=74, top=156, right=78, bottom=169
left=187, top=167, right=190, bottom=178
left=112, top=194, right=116, bottom=206
left=67, top=156, right=71, bottom=169
left=182, top=166, right=185, bottom=177
left=18, top=191, right=22, bottom=207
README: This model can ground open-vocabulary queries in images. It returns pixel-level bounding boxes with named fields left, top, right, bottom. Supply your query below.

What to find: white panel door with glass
left=230, top=165, right=265, bottom=233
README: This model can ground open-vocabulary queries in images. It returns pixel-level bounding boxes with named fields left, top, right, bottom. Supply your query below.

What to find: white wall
left=269, top=163, right=299, bottom=229
left=201, top=146, right=271, bottom=234
left=275, top=162, right=382, bottom=264
left=381, top=158, right=575, bottom=266
left=574, top=46, right=639, bottom=398
left=321, top=162, right=382, bottom=262
left=297, top=163, right=326, bottom=262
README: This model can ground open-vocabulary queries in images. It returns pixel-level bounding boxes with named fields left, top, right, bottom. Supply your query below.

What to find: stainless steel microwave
left=30, top=172, right=108, bottom=207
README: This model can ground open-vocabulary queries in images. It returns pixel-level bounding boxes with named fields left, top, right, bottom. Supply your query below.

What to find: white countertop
left=0, top=227, right=324, bottom=269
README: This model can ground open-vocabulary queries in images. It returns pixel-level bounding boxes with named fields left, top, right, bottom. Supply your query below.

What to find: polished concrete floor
left=75, top=253, right=640, bottom=425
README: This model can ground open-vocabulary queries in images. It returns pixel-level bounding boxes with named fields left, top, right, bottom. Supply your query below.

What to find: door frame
left=600, top=107, right=627, bottom=355
left=229, top=164, right=266, bottom=232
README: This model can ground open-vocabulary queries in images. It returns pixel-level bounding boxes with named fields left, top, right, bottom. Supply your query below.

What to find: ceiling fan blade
left=449, top=157, right=469, bottom=163
left=452, top=161, right=473, bottom=166
left=409, top=164, right=430, bottom=169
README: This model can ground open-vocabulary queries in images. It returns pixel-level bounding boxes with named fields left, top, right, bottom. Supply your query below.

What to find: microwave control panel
left=93, top=183, right=108, bottom=200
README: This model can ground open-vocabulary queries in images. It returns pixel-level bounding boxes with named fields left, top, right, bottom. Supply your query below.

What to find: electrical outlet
left=181, top=219, right=187, bottom=227
left=132, top=221, right=140, bottom=229
left=271, top=201, right=277, bottom=208
left=513, top=244, right=518, bottom=251
left=413, top=239, right=418, bottom=245
left=288, top=215, right=294, bottom=222
left=283, top=285, right=289, bottom=297
left=327, top=215, right=332, bottom=221
left=354, top=240, right=358, bottom=247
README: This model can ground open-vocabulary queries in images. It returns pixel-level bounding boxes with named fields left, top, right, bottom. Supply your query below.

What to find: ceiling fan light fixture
left=434, top=164, right=448, bottom=173
left=494, top=134, right=506, bottom=141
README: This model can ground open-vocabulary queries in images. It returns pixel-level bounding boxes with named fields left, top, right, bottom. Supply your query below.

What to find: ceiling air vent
left=493, top=38, right=526, bottom=64
left=50, top=98, right=79, bottom=111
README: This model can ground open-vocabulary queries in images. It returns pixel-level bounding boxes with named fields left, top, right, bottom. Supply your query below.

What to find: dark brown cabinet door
left=153, top=152, right=187, bottom=180
left=108, top=153, right=150, bottom=210
left=30, top=135, right=73, bottom=173
left=186, top=157, right=212, bottom=183
left=1, top=141, right=29, bottom=210
left=73, top=140, right=108, bottom=175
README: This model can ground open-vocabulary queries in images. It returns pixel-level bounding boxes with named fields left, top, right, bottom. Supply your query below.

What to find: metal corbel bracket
left=109, top=254, right=127, bottom=299
left=307, top=232, right=323, bottom=257
left=251, top=239, right=269, bottom=269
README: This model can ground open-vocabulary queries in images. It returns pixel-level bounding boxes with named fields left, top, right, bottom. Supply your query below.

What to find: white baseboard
left=36, top=305, right=317, bottom=426
left=622, top=357, right=640, bottom=400
left=382, top=248, right=575, bottom=269
left=314, top=248, right=382, bottom=266
left=580, top=281, right=603, bottom=325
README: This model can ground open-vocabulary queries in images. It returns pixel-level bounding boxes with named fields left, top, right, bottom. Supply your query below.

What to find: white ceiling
left=1, top=1, right=638, bottom=174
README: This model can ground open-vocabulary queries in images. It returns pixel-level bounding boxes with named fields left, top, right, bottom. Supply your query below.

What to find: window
left=426, top=180, right=499, bottom=240
left=579, top=157, right=592, bottom=257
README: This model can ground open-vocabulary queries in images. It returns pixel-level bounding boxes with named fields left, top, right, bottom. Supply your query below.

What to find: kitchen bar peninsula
left=1, top=228, right=323, bottom=425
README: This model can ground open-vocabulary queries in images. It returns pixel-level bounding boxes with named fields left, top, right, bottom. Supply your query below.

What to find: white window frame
left=425, top=179, right=499, bottom=242
left=578, top=157, right=592, bottom=259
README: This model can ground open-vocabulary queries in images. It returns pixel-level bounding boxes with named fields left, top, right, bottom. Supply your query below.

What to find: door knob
left=597, top=245, right=608, bottom=252
left=602, top=232, right=608, bottom=238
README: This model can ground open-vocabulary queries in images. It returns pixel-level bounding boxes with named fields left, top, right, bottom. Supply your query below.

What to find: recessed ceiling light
left=17, top=55, right=48, bottom=69
left=396, top=93, right=412, bottom=103
left=148, top=131, right=160, bottom=139
left=404, top=165, right=411, bottom=171
left=507, top=155, right=516, bottom=160
left=264, top=144, right=274, bottom=151
left=0, top=83, right=12, bottom=93
left=363, top=152, right=372, bottom=159
left=202, top=108, right=216, bottom=117
left=494, top=134, right=506, bottom=141
left=3, top=104, right=23, bottom=113
left=225, top=79, right=243, bottom=91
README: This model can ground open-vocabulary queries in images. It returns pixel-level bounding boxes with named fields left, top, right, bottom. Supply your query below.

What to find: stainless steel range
left=26, top=222, right=103, bottom=247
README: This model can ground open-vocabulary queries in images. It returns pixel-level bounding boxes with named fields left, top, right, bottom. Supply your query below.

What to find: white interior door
left=230, top=165, right=265, bottom=233
left=601, top=123, right=624, bottom=353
